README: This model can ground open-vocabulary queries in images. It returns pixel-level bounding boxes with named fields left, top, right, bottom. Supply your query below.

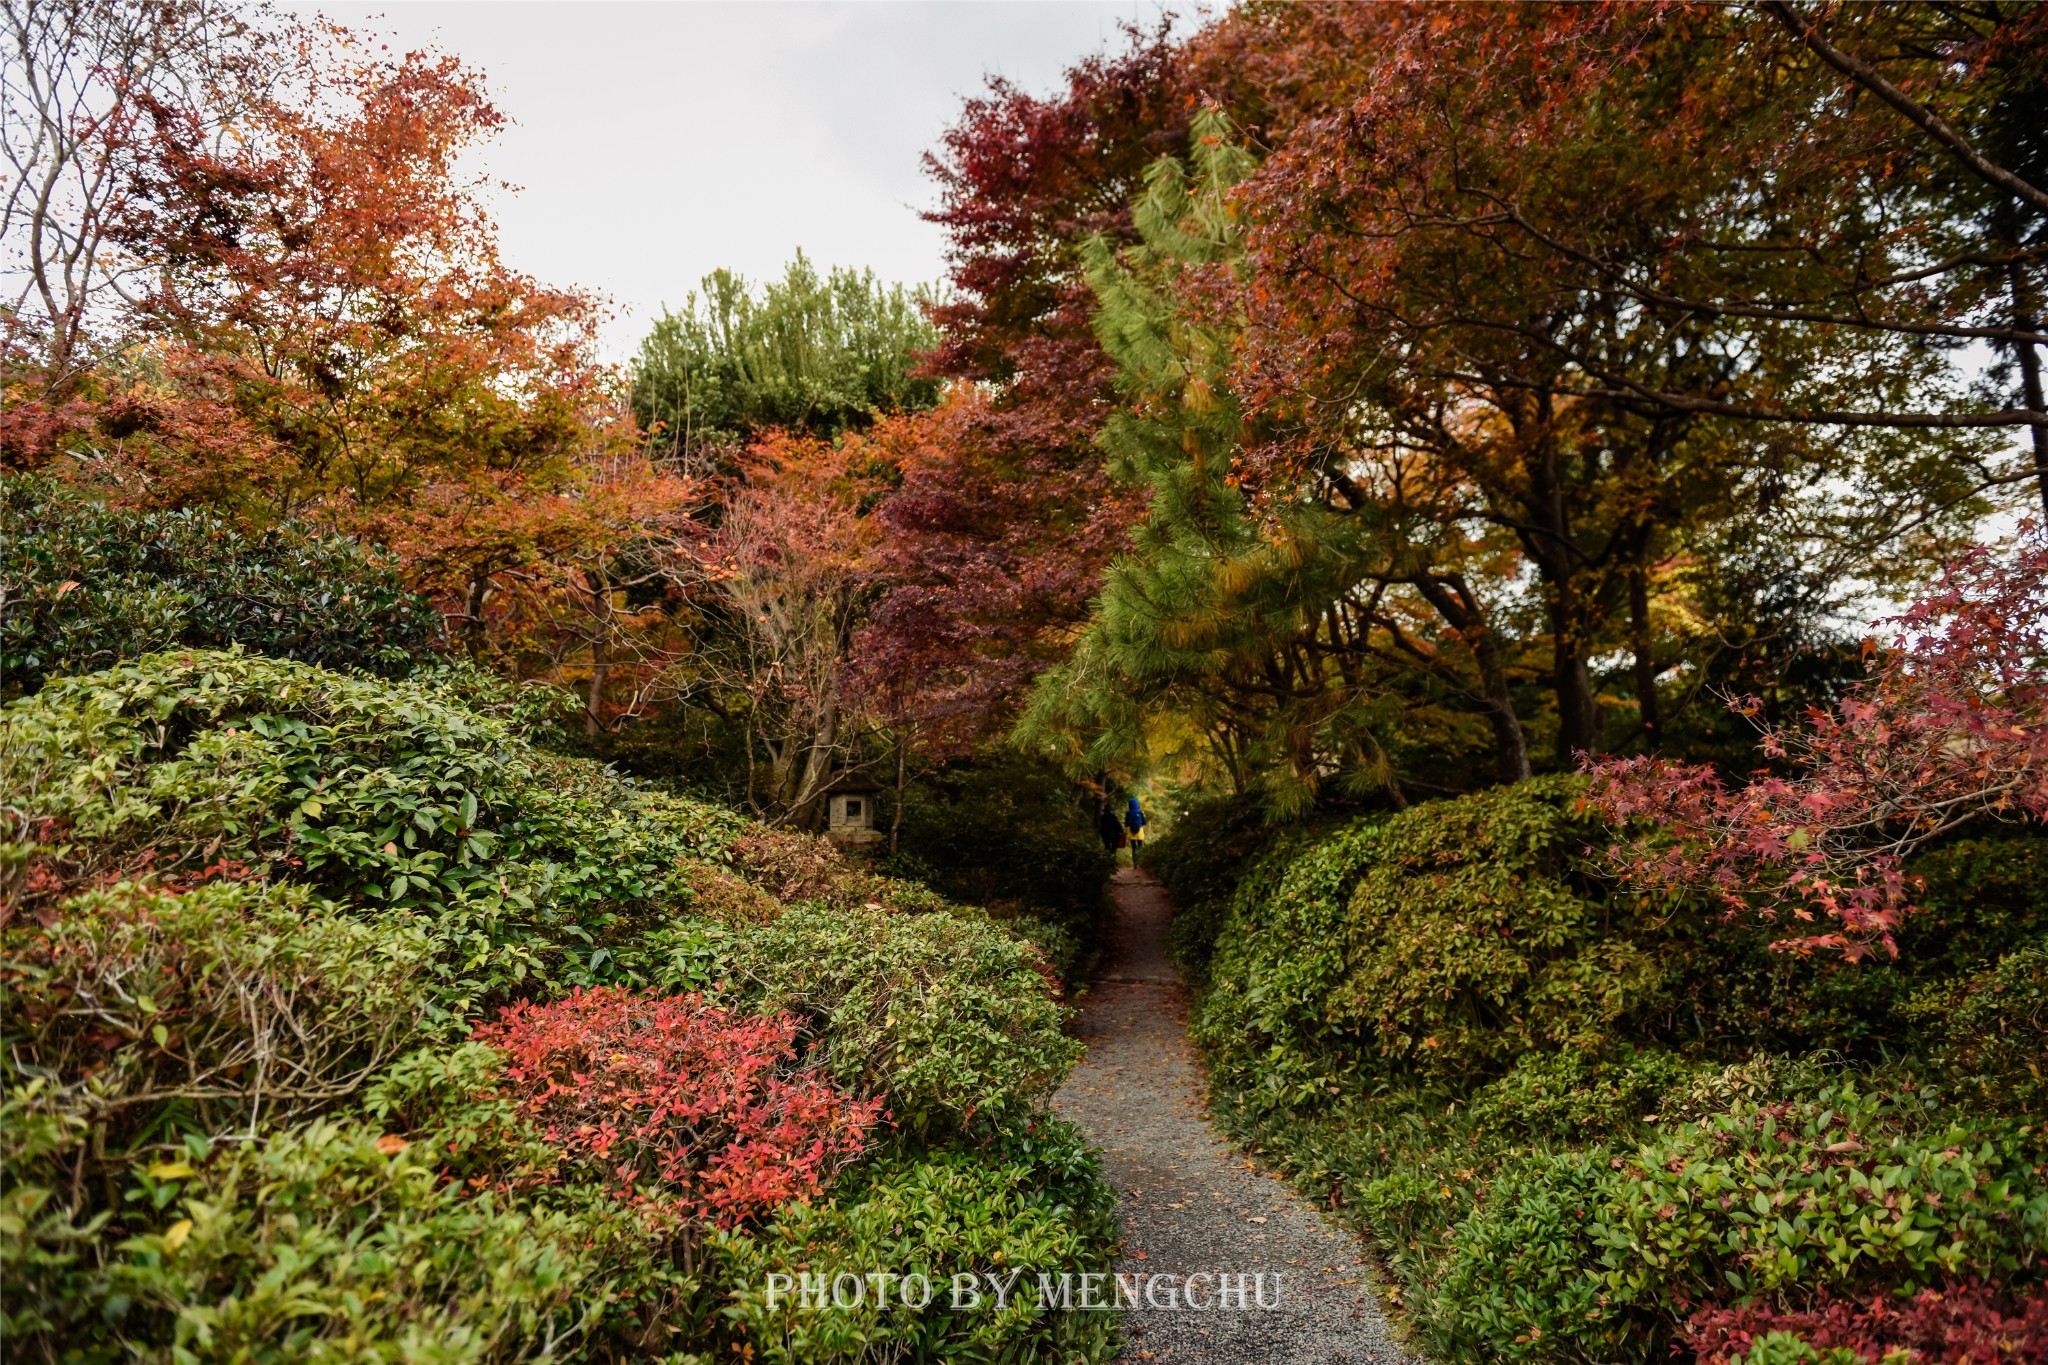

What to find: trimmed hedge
left=1192, top=776, right=1670, bottom=1105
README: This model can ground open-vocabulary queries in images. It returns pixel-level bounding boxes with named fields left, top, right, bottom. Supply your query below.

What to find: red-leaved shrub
left=1687, top=1281, right=2048, bottom=1364
left=1588, top=534, right=2048, bottom=959
left=473, top=987, right=882, bottom=1228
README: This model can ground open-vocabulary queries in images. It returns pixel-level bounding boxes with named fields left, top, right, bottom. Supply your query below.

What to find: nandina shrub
left=1686, top=1280, right=2048, bottom=1364
left=473, top=987, right=881, bottom=1230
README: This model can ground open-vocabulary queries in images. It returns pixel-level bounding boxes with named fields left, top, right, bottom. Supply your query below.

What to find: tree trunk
left=463, top=571, right=492, bottom=655
left=2010, top=257, right=2048, bottom=520
left=1473, top=624, right=1533, bottom=783
left=584, top=635, right=609, bottom=735
left=1514, top=409, right=1601, bottom=765
left=791, top=694, right=840, bottom=829
left=1410, top=574, right=1532, bottom=783
left=1551, top=615, right=1599, bottom=765
left=890, top=733, right=907, bottom=856
left=584, top=571, right=611, bottom=736
left=1629, top=560, right=1660, bottom=739
left=1366, top=733, right=1410, bottom=809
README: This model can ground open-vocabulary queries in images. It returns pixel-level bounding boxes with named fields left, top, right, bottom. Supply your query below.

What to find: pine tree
left=1019, top=111, right=1518, bottom=812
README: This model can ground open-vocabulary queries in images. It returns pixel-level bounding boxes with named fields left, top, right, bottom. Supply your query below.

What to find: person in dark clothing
left=1097, top=805, right=1126, bottom=862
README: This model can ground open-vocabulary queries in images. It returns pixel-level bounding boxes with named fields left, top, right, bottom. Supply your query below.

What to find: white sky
left=298, top=1, right=1203, bottom=359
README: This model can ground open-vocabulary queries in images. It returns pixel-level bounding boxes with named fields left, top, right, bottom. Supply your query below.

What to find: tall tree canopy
left=851, top=27, right=1200, bottom=749
left=1, top=0, right=695, bottom=726
left=946, top=2, right=2047, bottom=805
left=630, top=253, right=940, bottom=466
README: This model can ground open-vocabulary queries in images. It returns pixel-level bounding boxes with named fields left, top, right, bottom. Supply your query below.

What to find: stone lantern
left=824, top=772, right=884, bottom=848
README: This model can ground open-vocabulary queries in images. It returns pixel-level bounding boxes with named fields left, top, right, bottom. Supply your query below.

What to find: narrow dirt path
left=1053, top=869, right=1415, bottom=1364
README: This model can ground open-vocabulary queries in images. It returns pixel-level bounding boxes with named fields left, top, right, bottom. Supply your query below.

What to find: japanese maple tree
left=855, top=27, right=1194, bottom=745
left=1587, top=533, right=2048, bottom=958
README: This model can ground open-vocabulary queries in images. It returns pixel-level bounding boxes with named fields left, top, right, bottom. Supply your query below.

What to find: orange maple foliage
left=7, top=12, right=702, bottom=726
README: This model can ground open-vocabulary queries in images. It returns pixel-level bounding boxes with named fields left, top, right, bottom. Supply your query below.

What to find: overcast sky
left=297, top=1, right=1203, bottom=358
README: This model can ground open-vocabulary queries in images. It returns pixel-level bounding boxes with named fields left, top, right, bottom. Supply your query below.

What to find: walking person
left=1097, top=802, right=1127, bottom=866
left=1124, top=794, right=1146, bottom=866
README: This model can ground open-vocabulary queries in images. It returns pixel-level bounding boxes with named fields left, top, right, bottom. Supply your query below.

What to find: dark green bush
left=1906, top=834, right=2048, bottom=972
left=887, top=756, right=1114, bottom=930
left=1154, top=803, right=1318, bottom=985
left=1429, top=1083, right=2048, bottom=1362
left=1913, top=941, right=2048, bottom=1116
left=1465, top=1046, right=1699, bottom=1144
left=1569, top=829, right=2048, bottom=1071
left=714, top=1123, right=1118, bottom=1364
left=1193, top=776, right=1670, bottom=1102
left=722, top=906, right=1081, bottom=1138
left=1, top=475, right=435, bottom=697
left=1145, top=790, right=1275, bottom=914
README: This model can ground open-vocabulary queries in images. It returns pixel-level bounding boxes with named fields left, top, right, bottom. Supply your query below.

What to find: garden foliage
left=1, top=474, right=435, bottom=697
left=1155, top=738, right=2048, bottom=1363
left=715, top=1126, right=1119, bottom=1364
left=0, top=651, right=1115, bottom=1363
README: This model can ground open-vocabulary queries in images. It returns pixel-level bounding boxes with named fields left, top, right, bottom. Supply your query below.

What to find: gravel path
left=1052, top=868, right=1416, bottom=1364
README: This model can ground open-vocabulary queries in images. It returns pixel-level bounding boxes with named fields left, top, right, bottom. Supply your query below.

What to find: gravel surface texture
left=1052, top=868, right=1417, bottom=1364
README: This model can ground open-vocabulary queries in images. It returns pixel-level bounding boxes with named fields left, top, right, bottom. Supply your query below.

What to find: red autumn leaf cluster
left=473, top=987, right=881, bottom=1228
left=1686, top=1280, right=2048, bottom=1364
left=1586, top=533, right=2048, bottom=959
left=850, top=31, right=1194, bottom=747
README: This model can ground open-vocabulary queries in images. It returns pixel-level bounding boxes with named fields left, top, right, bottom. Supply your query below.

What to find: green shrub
left=1145, top=791, right=1274, bottom=916
left=1179, top=783, right=2048, bottom=1365
left=4, top=1118, right=657, bottom=1364
left=2, top=880, right=431, bottom=1171
left=1328, top=778, right=1668, bottom=1077
left=1193, top=777, right=1669, bottom=1102
left=723, top=907, right=1080, bottom=1137
left=1675, top=831, right=2048, bottom=1062
left=1, top=650, right=751, bottom=1014
left=1914, top=940, right=2048, bottom=1116
left=1466, top=1047, right=1700, bottom=1143
left=713, top=1124, right=1118, bottom=1364
left=0, top=651, right=1117, bottom=1362
left=1905, top=834, right=2048, bottom=973
left=1429, top=1083, right=2048, bottom=1362
left=1, top=474, right=435, bottom=697
left=1164, top=817, right=1317, bottom=986
left=887, top=756, right=1114, bottom=931
left=1146, top=792, right=1321, bottom=984
left=1425, top=1148, right=1624, bottom=1362
left=1187, top=815, right=1384, bottom=1108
